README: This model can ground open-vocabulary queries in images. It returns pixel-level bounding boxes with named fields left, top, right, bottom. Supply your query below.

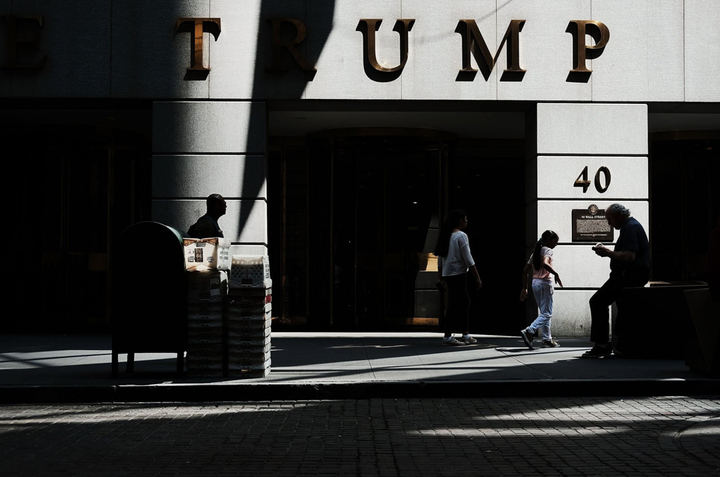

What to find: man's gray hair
left=607, top=203, right=631, bottom=217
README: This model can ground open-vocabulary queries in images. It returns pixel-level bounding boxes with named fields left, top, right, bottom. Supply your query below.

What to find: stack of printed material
left=185, top=270, right=227, bottom=377
left=227, top=255, right=272, bottom=377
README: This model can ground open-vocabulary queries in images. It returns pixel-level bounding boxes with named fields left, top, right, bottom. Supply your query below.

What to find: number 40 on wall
left=574, top=166, right=611, bottom=193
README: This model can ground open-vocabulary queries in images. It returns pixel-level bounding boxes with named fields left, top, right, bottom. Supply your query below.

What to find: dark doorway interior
left=330, top=135, right=443, bottom=329
left=270, top=132, right=527, bottom=334
left=448, top=140, right=527, bottom=335
left=651, top=137, right=720, bottom=282
left=3, top=121, right=151, bottom=332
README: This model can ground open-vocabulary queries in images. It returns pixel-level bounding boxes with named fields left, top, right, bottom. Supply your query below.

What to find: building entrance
left=269, top=129, right=527, bottom=333
left=330, top=134, right=444, bottom=329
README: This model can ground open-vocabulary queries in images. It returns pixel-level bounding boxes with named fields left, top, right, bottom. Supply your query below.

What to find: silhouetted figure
left=582, top=203, right=650, bottom=358
left=188, top=194, right=227, bottom=238
left=434, top=209, right=482, bottom=346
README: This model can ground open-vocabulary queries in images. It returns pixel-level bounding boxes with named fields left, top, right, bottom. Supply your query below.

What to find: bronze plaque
left=572, top=205, right=613, bottom=242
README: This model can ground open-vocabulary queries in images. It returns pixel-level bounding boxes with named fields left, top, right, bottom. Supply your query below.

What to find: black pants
left=444, top=273, right=471, bottom=336
left=589, top=270, right=649, bottom=344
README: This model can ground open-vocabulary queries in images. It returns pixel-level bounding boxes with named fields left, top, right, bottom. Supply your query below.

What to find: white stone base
left=539, top=289, right=609, bottom=338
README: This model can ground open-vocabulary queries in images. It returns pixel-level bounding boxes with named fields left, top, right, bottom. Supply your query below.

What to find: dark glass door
left=331, top=136, right=443, bottom=328
left=271, top=133, right=527, bottom=334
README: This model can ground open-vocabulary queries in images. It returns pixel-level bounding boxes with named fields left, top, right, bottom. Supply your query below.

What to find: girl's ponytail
left=532, top=230, right=559, bottom=270
left=532, top=239, right=543, bottom=270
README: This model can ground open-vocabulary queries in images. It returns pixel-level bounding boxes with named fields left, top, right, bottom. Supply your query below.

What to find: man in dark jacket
left=188, top=194, right=226, bottom=238
left=583, top=203, right=650, bottom=358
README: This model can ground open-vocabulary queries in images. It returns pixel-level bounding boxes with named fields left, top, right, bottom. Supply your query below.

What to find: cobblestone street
left=1, top=396, right=718, bottom=476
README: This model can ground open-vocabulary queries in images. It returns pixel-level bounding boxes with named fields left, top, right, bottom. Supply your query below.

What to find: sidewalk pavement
left=1, top=332, right=717, bottom=403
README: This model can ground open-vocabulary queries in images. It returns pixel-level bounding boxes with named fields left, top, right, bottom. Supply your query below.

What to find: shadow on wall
left=154, top=2, right=336, bottom=241
left=238, top=1, right=337, bottom=244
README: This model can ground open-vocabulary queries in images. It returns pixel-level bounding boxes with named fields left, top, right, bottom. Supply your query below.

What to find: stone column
left=526, top=103, right=649, bottom=337
left=151, top=101, right=268, bottom=257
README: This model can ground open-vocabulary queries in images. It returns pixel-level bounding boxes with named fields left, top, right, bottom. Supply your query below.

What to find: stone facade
left=2, top=1, right=718, bottom=334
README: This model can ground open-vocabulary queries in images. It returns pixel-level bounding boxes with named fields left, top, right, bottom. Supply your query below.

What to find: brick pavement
left=0, top=396, right=718, bottom=476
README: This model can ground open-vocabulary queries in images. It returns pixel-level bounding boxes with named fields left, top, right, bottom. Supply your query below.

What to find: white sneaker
left=460, top=335, right=478, bottom=344
left=442, top=337, right=465, bottom=346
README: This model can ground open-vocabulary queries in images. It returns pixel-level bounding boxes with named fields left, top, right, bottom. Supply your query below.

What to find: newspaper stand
left=111, top=222, right=187, bottom=377
left=184, top=253, right=271, bottom=378
left=226, top=255, right=272, bottom=378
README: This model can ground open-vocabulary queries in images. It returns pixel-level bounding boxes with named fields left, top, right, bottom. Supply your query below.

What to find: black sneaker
left=542, top=340, right=560, bottom=348
left=520, top=329, right=534, bottom=349
left=581, top=344, right=612, bottom=359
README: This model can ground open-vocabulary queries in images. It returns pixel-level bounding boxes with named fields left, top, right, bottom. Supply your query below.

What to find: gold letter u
left=359, top=19, right=415, bottom=73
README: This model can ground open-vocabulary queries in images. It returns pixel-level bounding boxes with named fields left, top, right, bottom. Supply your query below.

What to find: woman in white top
left=519, top=230, right=563, bottom=348
left=435, top=209, right=482, bottom=346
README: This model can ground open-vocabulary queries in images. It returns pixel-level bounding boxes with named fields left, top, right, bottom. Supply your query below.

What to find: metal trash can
left=111, top=221, right=187, bottom=376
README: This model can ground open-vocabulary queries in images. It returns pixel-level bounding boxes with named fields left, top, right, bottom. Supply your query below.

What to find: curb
left=2, top=379, right=718, bottom=404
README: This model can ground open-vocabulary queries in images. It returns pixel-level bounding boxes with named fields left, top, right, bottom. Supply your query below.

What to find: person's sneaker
left=520, top=329, right=534, bottom=349
left=542, top=340, right=560, bottom=348
left=442, top=337, right=465, bottom=346
left=460, top=334, right=478, bottom=345
left=581, top=344, right=612, bottom=358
